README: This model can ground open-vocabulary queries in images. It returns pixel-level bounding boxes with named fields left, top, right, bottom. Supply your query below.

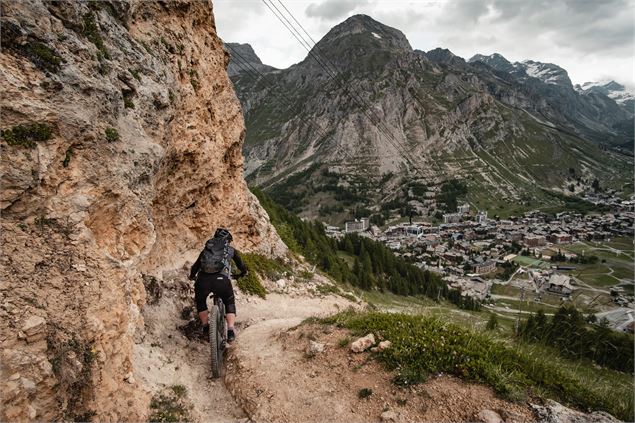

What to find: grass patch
left=512, top=255, right=550, bottom=268
left=358, top=388, right=373, bottom=399
left=321, top=310, right=633, bottom=420
left=1, top=122, right=52, bottom=148
left=104, top=127, right=119, bottom=142
left=338, top=336, right=350, bottom=348
left=316, top=283, right=341, bottom=296
left=149, top=387, right=191, bottom=422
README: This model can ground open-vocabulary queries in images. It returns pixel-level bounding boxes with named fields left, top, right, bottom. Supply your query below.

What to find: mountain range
left=227, top=14, right=633, bottom=223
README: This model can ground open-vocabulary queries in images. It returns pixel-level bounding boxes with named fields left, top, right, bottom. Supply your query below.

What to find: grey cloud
left=305, top=0, right=372, bottom=21
left=439, top=0, right=633, bottom=56
left=372, top=9, right=427, bottom=32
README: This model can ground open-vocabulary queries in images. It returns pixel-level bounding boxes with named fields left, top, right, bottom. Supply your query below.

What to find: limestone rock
left=381, top=410, right=401, bottom=422
left=476, top=409, right=503, bottom=423
left=350, top=333, right=375, bottom=353
left=22, top=316, right=46, bottom=336
left=371, top=340, right=392, bottom=353
left=531, top=399, right=620, bottom=423
left=307, top=341, right=325, bottom=355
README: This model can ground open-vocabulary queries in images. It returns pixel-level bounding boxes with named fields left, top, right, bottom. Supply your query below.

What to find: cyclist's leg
left=210, top=274, right=236, bottom=333
left=194, top=275, right=213, bottom=326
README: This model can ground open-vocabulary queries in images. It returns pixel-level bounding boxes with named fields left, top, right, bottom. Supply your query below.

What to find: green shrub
left=130, top=68, right=141, bottom=81
left=236, top=271, right=267, bottom=299
left=170, top=385, right=187, bottom=398
left=62, top=147, right=73, bottom=167
left=104, top=127, right=119, bottom=142
left=122, top=89, right=135, bottom=109
left=83, top=12, right=108, bottom=58
left=358, top=388, right=373, bottom=399
left=1, top=122, right=52, bottom=148
left=241, top=253, right=290, bottom=280
left=25, top=42, right=62, bottom=72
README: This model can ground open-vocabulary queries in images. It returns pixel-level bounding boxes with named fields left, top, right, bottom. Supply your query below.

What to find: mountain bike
left=206, top=291, right=227, bottom=378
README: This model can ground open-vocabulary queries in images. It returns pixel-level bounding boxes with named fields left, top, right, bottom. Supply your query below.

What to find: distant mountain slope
left=228, top=15, right=633, bottom=222
left=226, top=42, right=276, bottom=77
left=576, top=80, right=634, bottom=113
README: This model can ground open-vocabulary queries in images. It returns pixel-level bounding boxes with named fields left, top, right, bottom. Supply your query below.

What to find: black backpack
left=200, top=237, right=229, bottom=274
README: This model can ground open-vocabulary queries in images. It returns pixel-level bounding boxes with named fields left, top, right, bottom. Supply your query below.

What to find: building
left=547, top=233, right=573, bottom=244
left=506, top=231, right=523, bottom=242
left=443, top=213, right=462, bottom=224
left=405, top=225, right=423, bottom=237
left=524, top=234, right=546, bottom=247
left=457, top=204, right=470, bottom=214
left=476, top=210, right=488, bottom=224
left=473, top=259, right=496, bottom=274
left=345, top=217, right=369, bottom=233
left=546, top=274, right=573, bottom=296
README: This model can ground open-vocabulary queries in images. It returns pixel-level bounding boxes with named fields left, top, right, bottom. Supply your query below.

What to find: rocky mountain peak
left=517, top=59, right=572, bottom=87
left=468, top=53, right=514, bottom=73
left=576, top=80, right=635, bottom=110
left=314, top=14, right=412, bottom=54
left=226, top=42, right=276, bottom=76
left=423, top=48, right=466, bottom=65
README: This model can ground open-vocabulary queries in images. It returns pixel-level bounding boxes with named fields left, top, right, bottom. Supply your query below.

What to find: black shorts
left=194, top=273, right=236, bottom=314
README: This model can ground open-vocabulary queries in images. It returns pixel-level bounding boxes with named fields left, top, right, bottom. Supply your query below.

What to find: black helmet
left=214, top=228, right=233, bottom=242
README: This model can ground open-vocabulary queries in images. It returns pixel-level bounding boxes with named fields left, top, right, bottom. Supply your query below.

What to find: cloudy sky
left=214, top=0, right=634, bottom=88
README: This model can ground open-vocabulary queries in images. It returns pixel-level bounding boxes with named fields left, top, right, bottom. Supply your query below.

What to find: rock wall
left=0, top=0, right=285, bottom=421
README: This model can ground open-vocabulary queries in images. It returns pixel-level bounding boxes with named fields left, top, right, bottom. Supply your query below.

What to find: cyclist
left=189, top=228, right=248, bottom=343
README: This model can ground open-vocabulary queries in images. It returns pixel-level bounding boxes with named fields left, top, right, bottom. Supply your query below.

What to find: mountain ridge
left=228, top=15, right=633, bottom=223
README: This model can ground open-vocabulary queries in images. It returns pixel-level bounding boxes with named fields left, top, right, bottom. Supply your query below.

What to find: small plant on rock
left=358, top=388, right=373, bottom=399
left=1, top=122, right=52, bottom=148
left=104, top=127, right=119, bottom=142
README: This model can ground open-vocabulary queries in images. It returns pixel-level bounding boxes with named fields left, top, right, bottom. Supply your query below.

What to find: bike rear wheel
left=209, top=305, right=222, bottom=378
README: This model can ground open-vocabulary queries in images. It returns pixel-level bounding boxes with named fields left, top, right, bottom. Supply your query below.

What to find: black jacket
left=189, top=244, right=247, bottom=280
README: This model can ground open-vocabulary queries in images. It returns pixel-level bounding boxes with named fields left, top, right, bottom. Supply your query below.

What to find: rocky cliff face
left=0, top=1, right=284, bottom=421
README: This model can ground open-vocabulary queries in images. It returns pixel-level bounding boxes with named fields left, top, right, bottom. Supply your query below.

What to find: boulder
left=381, top=410, right=400, bottom=422
left=476, top=410, right=503, bottom=423
left=350, top=333, right=375, bottom=353
left=371, top=340, right=392, bottom=352
left=22, top=316, right=46, bottom=335
left=307, top=341, right=325, bottom=355
left=531, top=400, right=620, bottom=422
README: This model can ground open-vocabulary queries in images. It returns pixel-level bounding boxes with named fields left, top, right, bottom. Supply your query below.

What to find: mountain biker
left=189, top=228, right=248, bottom=343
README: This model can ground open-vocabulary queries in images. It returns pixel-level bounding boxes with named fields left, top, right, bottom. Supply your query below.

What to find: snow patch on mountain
left=372, top=32, right=382, bottom=39
left=575, top=80, right=635, bottom=106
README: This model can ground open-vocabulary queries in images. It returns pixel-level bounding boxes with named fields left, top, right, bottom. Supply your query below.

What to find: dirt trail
left=133, top=276, right=357, bottom=422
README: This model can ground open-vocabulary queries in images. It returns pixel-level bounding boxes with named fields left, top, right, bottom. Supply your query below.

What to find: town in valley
left=324, top=193, right=635, bottom=333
